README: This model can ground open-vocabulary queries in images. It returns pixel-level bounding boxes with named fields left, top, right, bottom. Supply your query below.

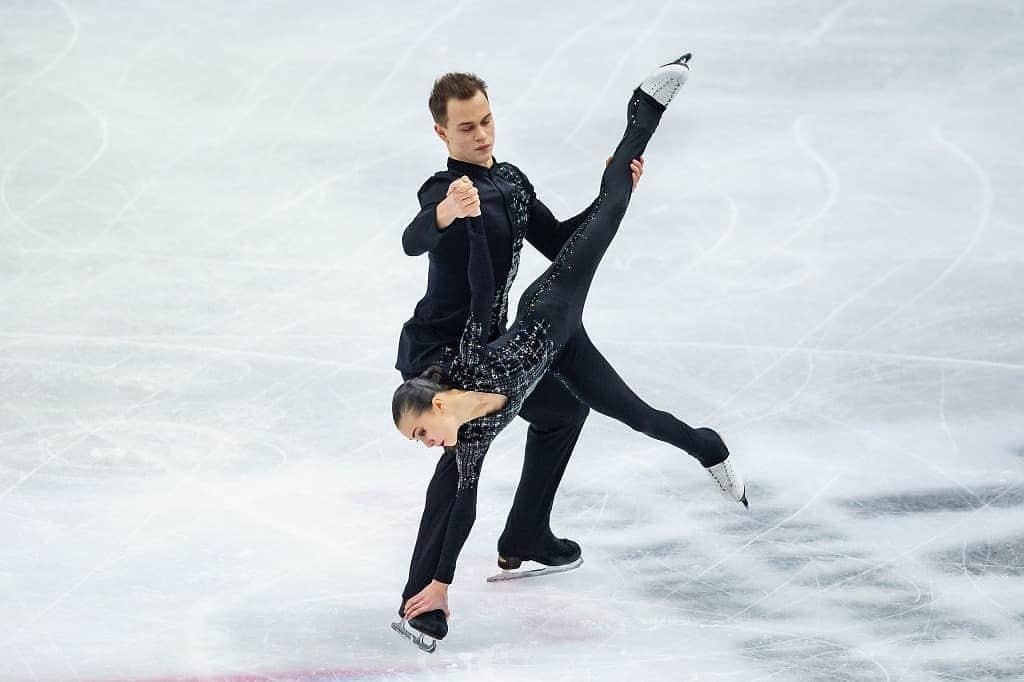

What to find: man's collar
left=447, top=156, right=499, bottom=178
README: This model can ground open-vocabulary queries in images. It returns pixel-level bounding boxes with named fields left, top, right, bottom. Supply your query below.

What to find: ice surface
left=2, top=1, right=1023, bottom=680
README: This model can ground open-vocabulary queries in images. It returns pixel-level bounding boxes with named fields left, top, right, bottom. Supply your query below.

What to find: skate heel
left=497, top=554, right=522, bottom=570
left=391, top=619, right=438, bottom=653
left=489, top=541, right=584, bottom=582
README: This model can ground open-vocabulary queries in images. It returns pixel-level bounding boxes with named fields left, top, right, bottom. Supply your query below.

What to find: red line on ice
left=91, top=665, right=423, bottom=682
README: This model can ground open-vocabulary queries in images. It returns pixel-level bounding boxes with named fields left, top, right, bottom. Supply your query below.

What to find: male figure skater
left=395, top=72, right=644, bottom=624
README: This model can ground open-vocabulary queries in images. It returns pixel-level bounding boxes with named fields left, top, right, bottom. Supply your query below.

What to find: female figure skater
left=390, top=53, right=746, bottom=653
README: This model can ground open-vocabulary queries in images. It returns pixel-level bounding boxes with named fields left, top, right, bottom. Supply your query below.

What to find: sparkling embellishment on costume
left=457, top=314, right=486, bottom=368
left=523, top=193, right=605, bottom=315
left=444, top=91, right=654, bottom=493
left=445, top=316, right=556, bottom=491
left=490, top=163, right=531, bottom=331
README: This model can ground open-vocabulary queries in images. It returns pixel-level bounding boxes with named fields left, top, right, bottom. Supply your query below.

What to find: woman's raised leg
left=520, top=56, right=690, bottom=345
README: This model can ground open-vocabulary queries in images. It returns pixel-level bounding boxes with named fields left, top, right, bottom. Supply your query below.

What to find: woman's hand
left=606, top=155, right=644, bottom=191
left=445, top=175, right=481, bottom=218
left=403, top=579, right=450, bottom=620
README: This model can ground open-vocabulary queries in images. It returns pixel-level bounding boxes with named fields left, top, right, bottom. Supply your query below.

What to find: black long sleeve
left=526, top=193, right=601, bottom=262
left=432, top=217, right=494, bottom=583
left=456, top=216, right=494, bottom=367
left=433, top=445, right=485, bottom=584
left=402, top=174, right=452, bottom=256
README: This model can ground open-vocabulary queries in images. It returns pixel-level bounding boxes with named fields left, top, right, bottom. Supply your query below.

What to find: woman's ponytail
left=392, top=364, right=453, bottom=425
left=418, top=364, right=452, bottom=388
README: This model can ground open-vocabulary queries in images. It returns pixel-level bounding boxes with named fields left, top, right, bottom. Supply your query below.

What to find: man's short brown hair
left=429, top=72, right=488, bottom=127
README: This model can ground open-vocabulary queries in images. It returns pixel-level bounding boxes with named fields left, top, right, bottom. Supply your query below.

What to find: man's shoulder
left=493, top=160, right=534, bottom=191
left=416, top=170, right=457, bottom=200
left=494, top=158, right=524, bottom=175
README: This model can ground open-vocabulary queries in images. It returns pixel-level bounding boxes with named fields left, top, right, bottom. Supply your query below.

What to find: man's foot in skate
left=638, top=52, right=691, bottom=108
left=487, top=536, right=583, bottom=582
left=391, top=603, right=447, bottom=653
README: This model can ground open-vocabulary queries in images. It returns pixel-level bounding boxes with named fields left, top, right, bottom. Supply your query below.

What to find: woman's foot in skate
left=695, top=426, right=748, bottom=508
left=639, top=52, right=691, bottom=107
left=704, top=453, right=748, bottom=508
left=393, top=601, right=447, bottom=653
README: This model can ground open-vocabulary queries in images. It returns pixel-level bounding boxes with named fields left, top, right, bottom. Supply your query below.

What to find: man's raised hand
left=605, top=156, right=644, bottom=192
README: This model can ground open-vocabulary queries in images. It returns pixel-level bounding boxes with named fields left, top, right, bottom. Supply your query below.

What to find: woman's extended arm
left=456, top=216, right=495, bottom=366
left=432, top=439, right=487, bottom=584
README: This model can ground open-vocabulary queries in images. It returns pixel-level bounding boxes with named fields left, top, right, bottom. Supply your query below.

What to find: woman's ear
left=432, top=394, right=445, bottom=414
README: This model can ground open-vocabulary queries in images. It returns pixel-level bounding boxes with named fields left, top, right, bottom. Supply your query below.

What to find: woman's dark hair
left=392, top=364, right=453, bottom=426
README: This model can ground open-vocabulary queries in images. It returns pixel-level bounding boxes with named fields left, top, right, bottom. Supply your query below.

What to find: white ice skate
left=705, top=455, right=749, bottom=508
left=486, top=555, right=584, bottom=582
left=639, top=52, right=691, bottom=107
left=390, top=619, right=437, bottom=653
left=390, top=605, right=447, bottom=653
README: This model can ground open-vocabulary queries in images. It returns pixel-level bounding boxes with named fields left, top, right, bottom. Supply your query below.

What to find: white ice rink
left=2, top=1, right=1023, bottom=680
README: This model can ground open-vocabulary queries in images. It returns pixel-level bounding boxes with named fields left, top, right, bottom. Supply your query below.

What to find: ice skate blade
left=486, top=556, right=583, bottom=582
left=390, top=619, right=437, bottom=653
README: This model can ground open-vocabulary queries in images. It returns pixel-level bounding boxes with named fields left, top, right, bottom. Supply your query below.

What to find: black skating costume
left=411, top=86, right=731, bottom=597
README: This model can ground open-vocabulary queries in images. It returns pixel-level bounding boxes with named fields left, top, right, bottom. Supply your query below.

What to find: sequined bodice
left=443, top=315, right=557, bottom=490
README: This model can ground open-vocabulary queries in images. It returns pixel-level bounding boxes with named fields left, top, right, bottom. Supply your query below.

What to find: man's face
left=435, top=90, right=494, bottom=165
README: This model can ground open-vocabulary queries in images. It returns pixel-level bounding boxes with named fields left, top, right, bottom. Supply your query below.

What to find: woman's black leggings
left=515, top=87, right=728, bottom=467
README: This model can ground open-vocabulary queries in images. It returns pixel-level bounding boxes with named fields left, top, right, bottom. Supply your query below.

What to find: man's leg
left=497, top=367, right=590, bottom=557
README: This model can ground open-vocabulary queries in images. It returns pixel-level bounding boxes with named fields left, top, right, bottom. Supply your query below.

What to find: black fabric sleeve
left=456, top=216, right=494, bottom=366
left=433, top=441, right=487, bottom=584
left=522, top=170, right=600, bottom=262
left=402, top=174, right=453, bottom=256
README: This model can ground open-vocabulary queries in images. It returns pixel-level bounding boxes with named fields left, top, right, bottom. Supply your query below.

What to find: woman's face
left=398, top=400, right=460, bottom=449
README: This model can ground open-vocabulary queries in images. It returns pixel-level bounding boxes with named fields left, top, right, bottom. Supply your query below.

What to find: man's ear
left=434, top=123, right=448, bottom=144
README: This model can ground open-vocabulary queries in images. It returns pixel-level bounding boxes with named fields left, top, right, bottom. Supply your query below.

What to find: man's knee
left=524, top=395, right=590, bottom=432
left=561, top=400, right=590, bottom=426
left=521, top=373, right=586, bottom=422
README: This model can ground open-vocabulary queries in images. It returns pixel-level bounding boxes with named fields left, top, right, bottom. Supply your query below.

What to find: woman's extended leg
left=551, top=326, right=729, bottom=467
left=551, top=326, right=747, bottom=505
left=518, top=64, right=685, bottom=346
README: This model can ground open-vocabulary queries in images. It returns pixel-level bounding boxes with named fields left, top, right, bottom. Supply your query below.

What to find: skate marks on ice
left=930, top=535, right=1024, bottom=578
left=839, top=483, right=1024, bottom=517
left=572, top=472, right=1024, bottom=681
